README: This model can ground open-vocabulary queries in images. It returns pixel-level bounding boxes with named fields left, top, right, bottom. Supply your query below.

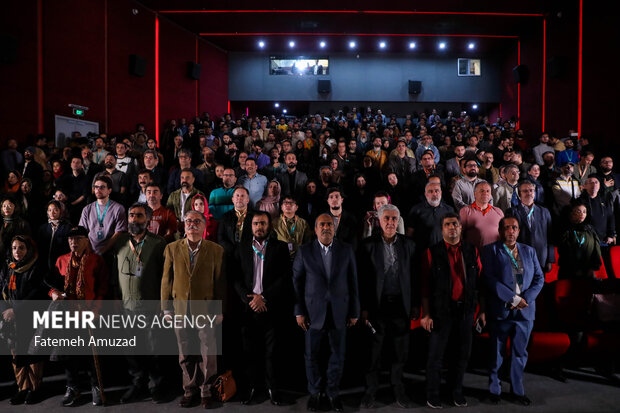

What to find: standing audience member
left=460, top=182, right=504, bottom=251
left=272, top=196, right=312, bottom=259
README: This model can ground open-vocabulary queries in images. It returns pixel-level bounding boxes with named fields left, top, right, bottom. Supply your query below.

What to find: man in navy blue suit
left=506, top=180, right=555, bottom=272
left=482, top=216, right=544, bottom=406
left=293, top=213, right=360, bottom=412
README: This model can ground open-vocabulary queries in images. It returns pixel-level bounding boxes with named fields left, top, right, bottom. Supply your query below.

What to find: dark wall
left=0, top=0, right=228, bottom=146
left=229, top=53, right=502, bottom=103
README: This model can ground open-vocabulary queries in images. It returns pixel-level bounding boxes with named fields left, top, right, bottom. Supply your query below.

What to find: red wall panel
left=199, top=41, right=229, bottom=118
left=0, top=0, right=39, bottom=145
left=43, top=0, right=106, bottom=137
left=107, top=0, right=155, bottom=136
left=158, top=18, right=196, bottom=130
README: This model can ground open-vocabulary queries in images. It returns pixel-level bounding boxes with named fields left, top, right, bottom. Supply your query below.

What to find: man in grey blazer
left=293, top=213, right=360, bottom=412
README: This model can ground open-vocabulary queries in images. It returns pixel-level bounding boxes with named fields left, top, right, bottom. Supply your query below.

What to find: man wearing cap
left=552, top=161, right=580, bottom=215
left=50, top=225, right=109, bottom=406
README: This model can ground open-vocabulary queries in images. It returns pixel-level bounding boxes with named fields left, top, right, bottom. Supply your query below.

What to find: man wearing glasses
left=162, top=210, right=226, bottom=408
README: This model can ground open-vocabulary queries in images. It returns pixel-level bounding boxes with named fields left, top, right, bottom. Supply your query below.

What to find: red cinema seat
left=545, top=247, right=560, bottom=283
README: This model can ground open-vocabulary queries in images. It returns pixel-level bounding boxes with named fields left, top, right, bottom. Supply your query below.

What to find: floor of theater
left=0, top=368, right=618, bottom=412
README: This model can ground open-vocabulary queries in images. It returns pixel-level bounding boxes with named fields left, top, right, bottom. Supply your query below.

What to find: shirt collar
left=444, top=241, right=462, bottom=251
left=186, top=238, right=202, bottom=253
left=252, top=237, right=268, bottom=248
left=318, top=240, right=333, bottom=252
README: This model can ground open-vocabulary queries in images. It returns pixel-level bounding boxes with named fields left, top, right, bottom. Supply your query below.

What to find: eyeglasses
left=185, top=219, right=204, bottom=225
left=92, top=185, right=108, bottom=190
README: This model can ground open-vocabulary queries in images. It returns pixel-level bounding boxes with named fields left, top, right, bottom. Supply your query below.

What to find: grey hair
left=377, top=204, right=400, bottom=220
left=424, top=181, right=442, bottom=192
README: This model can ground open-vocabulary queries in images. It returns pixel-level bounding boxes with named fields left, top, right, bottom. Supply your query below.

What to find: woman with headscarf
left=557, top=200, right=602, bottom=279
left=36, top=200, right=72, bottom=273
left=191, top=193, right=217, bottom=241
left=0, top=197, right=31, bottom=257
left=255, top=180, right=281, bottom=220
left=2, top=170, right=22, bottom=194
left=0, top=235, right=48, bottom=404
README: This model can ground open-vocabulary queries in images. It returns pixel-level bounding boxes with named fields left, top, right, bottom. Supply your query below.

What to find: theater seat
left=595, top=261, right=609, bottom=280
left=553, top=279, right=593, bottom=330
left=545, top=247, right=560, bottom=283
left=608, top=245, right=620, bottom=276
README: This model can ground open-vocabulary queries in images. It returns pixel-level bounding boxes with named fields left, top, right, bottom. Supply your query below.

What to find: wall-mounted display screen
left=270, top=57, right=329, bottom=75
left=458, top=58, right=481, bottom=76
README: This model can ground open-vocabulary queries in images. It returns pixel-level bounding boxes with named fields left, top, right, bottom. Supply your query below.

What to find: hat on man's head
left=559, top=160, right=575, bottom=167
left=67, top=226, right=89, bottom=238
left=24, top=146, right=36, bottom=154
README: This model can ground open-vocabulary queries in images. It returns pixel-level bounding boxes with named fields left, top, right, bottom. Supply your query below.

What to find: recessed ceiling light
left=349, top=41, right=356, bottom=49
left=472, top=104, right=478, bottom=109
left=289, top=41, right=295, bottom=48
left=439, top=42, right=446, bottom=50
left=258, top=41, right=265, bottom=48
left=274, top=103, right=280, bottom=108
left=320, top=41, right=326, bottom=48
left=468, top=43, right=475, bottom=50
left=379, top=41, right=386, bottom=49
left=283, top=109, right=287, bottom=114
left=409, top=42, right=416, bottom=49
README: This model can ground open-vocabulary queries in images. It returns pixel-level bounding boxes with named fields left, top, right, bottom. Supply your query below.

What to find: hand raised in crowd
left=347, top=318, right=358, bottom=327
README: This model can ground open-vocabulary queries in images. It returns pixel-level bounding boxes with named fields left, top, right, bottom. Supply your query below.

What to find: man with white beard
left=406, top=182, right=455, bottom=252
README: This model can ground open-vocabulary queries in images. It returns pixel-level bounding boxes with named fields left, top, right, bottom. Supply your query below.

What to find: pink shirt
left=459, top=204, right=504, bottom=251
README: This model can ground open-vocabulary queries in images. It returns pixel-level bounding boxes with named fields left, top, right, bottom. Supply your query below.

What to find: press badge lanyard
left=283, top=216, right=297, bottom=239
left=574, top=231, right=585, bottom=247
left=503, top=244, right=523, bottom=286
left=96, top=200, right=111, bottom=228
left=128, top=239, right=145, bottom=263
left=252, top=240, right=268, bottom=260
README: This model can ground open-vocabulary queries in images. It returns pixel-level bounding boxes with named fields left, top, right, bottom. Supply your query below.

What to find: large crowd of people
left=0, top=107, right=618, bottom=409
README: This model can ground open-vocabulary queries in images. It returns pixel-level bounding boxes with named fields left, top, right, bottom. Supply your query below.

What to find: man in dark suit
left=326, top=187, right=358, bottom=249
left=234, top=211, right=292, bottom=406
left=293, top=213, right=360, bottom=412
left=506, top=181, right=555, bottom=272
left=277, top=152, right=308, bottom=200
left=217, top=186, right=254, bottom=258
left=420, top=212, right=484, bottom=409
left=357, top=205, right=418, bottom=408
left=482, top=217, right=544, bottom=406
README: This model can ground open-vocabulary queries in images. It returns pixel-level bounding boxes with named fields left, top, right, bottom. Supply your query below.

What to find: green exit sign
left=73, top=108, right=84, bottom=116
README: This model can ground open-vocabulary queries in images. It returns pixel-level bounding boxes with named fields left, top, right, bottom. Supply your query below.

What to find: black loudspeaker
left=512, top=65, right=529, bottom=84
left=408, top=80, right=422, bottom=94
left=0, top=34, right=18, bottom=64
left=187, top=62, right=201, bottom=80
left=547, top=56, right=567, bottom=79
left=318, top=79, right=331, bottom=93
left=129, top=54, right=146, bottom=77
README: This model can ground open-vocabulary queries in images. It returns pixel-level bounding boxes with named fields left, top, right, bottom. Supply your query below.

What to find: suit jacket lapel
left=313, top=240, right=328, bottom=281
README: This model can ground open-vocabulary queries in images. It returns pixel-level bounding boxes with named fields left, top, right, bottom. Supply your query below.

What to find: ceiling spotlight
left=320, top=41, right=326, bottom=48
left=274, top=103, right=280, bottom=108
left=439, top=42, right=446, bottom=50
left=283, top=109, right=288, bottom=114
left=409, top=42, right=416, bottom=49
left=472, top=104, right=478, bottom=110
left=349, top=41, right=356, bottom=49
left=468, top=43, right=475, bottom=50
left=289, top=41, right=295, bottom=48
left=379, top=41, right=386, bottom=49
left=258, top=41, right=265, bottom=48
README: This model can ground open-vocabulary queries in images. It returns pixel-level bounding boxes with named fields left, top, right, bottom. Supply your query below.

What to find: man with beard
left=218, top=186, right=254, bottom=257
left=596, top=156, right=620, bottom=196
left=81, top=146, right=103, bottom=183
left=482, top=217, right=544, bottom=406
left=326, top=187, right=358, bottom=249
left=493, top=164, right=521, bottom=212
left=276, top=152, right=308, bottom=200
left=167, top=149, right=204, bottom=194
left=21, top=146, right=44, bottom=190
left=142, top=149, right=166, bottom=189
left=209, top=168, right=237, bottom=221
left=407, top=183, right=455, bottom=252
left=452, top=158, right=487, bottom=211
left=133, top=170, right=153, bottom=204
left=115, top=142, right=139, bottom=198
left=445, top=143, right=466, bottom=180
left=102, top=153, right=128, bottom=204
left=79, top=175, right=127, bottom=256
left=146, top=184, right=177, bottom=242
left=233, top=212, right=292, bottom=405
left=66, top=156, right=91, bottom=222
left=112, top=203, right=166, bottom=403
left=365, top=137, right=388, bottom=170
left=166, top=168, right=205, bottom=227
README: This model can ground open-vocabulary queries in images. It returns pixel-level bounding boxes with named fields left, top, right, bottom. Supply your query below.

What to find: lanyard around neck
left=502, top=244, right=520, bottom=270
left=96, top=200, right=111, bottom=227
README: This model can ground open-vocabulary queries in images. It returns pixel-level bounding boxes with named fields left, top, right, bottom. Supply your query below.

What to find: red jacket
left=51, top=251, right=108, bottom=300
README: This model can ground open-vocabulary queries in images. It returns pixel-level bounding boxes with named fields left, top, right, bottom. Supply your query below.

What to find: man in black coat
left=217, top=186, right=254, bottom=258
left=357, top=205, right=418, bottom=409
left=420, top=212, right=485, bottom=409
left=293, top=213, right=359, bottom=412
left=234, top=211, right=292, bottom=406
left=326, top=187, right=358, bottom=250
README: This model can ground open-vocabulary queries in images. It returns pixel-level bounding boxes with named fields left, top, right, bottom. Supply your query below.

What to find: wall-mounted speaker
left=512, top=65, right=529, bottom=84
left=318, top=79, right=331, bottom=94
left=408, top=80, right=422, bottom=94
left=129, top=54, right=146, bottom=77
left=187, top=62, right=201, bottom=80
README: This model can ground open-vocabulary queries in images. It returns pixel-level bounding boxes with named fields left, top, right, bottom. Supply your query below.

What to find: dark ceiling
left=139, top=1, right=559, bottom=54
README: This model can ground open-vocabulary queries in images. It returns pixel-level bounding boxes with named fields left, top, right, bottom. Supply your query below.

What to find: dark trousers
left=240, top=311, right=279, bottom=390
left=304, top=305, right=347, bottom=397
left=125, top=312, right=163, bottom=390
left=426, top=304, right=475, bottom=399
left=174, top=324, right=217, bottom=398
left=366, top=296, right=410, bottom=395
left=64, top=355, right=98, bottom=388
